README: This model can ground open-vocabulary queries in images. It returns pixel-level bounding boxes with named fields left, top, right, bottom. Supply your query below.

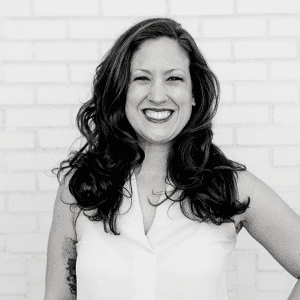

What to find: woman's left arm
left=237, top=170, right=300, bottom=298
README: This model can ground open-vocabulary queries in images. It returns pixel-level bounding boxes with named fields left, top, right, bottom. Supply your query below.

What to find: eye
left=134, top=76, right=149, bottom=81
left=167, top=76, right=183, bottom=82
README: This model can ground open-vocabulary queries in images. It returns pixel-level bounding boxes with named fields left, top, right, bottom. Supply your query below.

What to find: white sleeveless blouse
left=76, top=172, right=237, bottom=300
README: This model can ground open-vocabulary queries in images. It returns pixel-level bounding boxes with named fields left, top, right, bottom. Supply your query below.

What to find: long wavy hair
left=53, top=18, right=250, bottom=235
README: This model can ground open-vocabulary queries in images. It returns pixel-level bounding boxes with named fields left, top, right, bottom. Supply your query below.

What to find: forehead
left=131, top=37, right=189, bottom=71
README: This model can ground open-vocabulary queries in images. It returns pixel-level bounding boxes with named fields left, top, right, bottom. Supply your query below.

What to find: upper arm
left=44, top=175, right=79, bottom=300
left=237, top=170, right=300, bottom=279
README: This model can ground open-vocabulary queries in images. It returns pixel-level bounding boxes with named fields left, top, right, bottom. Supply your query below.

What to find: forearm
left=288, top=278, right=300, bottom=300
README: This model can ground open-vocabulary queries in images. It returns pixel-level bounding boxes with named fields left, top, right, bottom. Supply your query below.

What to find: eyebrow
left=132, top=68, right=184, bottom=74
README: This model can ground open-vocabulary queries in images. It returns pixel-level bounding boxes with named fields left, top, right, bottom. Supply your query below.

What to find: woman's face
left=125, top=37, right=194, bottom=147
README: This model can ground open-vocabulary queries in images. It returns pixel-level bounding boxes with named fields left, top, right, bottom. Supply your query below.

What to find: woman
left=45, top=18, right=300, bottom=299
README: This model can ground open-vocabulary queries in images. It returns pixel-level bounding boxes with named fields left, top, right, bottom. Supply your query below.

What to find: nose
left=147, top=80, right=168, bottom=104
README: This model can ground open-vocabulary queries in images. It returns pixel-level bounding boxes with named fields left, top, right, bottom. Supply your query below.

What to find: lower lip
left=143, top=111, right=174, bottom=123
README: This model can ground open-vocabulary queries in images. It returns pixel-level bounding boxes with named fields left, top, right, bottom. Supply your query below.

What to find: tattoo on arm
left=63, top=237, right=77, bottom=295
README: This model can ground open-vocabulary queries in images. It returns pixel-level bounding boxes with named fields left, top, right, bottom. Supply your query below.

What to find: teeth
left=144, top=110, right=172, bottom=120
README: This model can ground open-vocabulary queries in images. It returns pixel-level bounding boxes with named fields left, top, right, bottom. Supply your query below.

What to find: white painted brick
left=237, top=126, right=300, bottom=145
left=102, top=0, right=166, bottom=16
left=8, top=193, right=55, bottom=212
left=235, top=40, right=297, bottom=59
left=227, top=252, right=237, bottom=271
left=237, top=285, right=258, bottom=300
left=4, top=65, right=67, bottom=83
left=236, top=84, right=299, bottom=103
left=237, top=252, right=256, bottom=285
left=226, top=270, right=237, bottom=291
left=28, top=284, right=45, bottom=300
left=274, top=106, right=300, bottom=123
left=258, top=291, right=290, bottom=300
left=0, top=132, right=35, bottom=149
left=6, top=152, right=67, bottom=171
left=33, top=0, right=98, bottom=16
left=197, top=41, right=231, bottom=60
left=226, top=147, right=270, bottom=170
left=271, top=62, right=300, bottom=80
left=220, top=84, right=234, bottom=102
left=172, top=18, right=201, bottom=38
left=0, top=87, right=34, bottom=105
left=36, top=42, right=99, bottom=61
left=235, top=229, right=265, bottom=250
left=211, top=62, right=267, bottom=81
left=0, top=254, right=25, bottom=274
left=6, top=234, right=48, bottom=253
left=6, top=108, right=70, bottom=127
left=38, top=213, right=52, bottom=232
left=258, top=251, right=284, bottom=271
left=214, top=105, right=268, bottom=124
left=38, top=173, right=59, bottom=191
left=26, top=256, right=47, bottom=284
left=70, top=63, right=98, bottom=83
left=36, top=85, right=91, bottom=105
left=203, top=19, right=267, bottom=37
left=238, top=0, right=300, bottom=14
left=0, top=195, right=5, bottom=212
left=38, top=128, right=80, bottom=148
left=0, top=42, right=33, bottom=61
left=253, top=169, right=299, bottom=188
left=212, top=127, right=234, bottom=146
left=273, top=147, right=300, bottom=166
left=270, top=18, right=300, bottom=36
left=0, top=214, right=36, bottom=233
left=69, top=20, right=134, bottom=40
left=258, top=272, right=288, bottom=291
left=0, top=174, right=35, bottom=191
left=0, top=276, right=27, bottom=294
left=0, top=0, right=31, bottom=16
left=2, top=20, right=67, bottom=40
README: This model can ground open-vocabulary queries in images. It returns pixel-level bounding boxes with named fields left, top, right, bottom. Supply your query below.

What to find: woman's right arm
left=44, top=177, right=78, bottom=300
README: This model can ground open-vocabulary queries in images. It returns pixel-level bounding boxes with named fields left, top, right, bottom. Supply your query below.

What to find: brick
left=237, top=0, right=300, bottom=14
left=0, top=174, right=35, bottom=191
left=170, top=0, right=233, bottom=15
left=8, top=193, right=56, bottom=212
left=0, top=87, right=34, bottom=105
left=220, top=84, right=234, bottom=102
left=273, top=147, right=300, bottom=166
left=211, top=62, right=267, bottom=81
left=237, top=285, right=258, bottom=300
left=28, top=284, right=45, bottom=300
left=237, top=126, right=300, bottom=145
left=0, top=254, right=26, bottom=275
left=0, top=276, right=27, bottom=294
left=172, top=18, right=201, bottom=38
left=38, top=213, right=52, bottom=232
left=102, top=0, right=166, bottom=16
left=237, top=251, right=256, bottom=285
left=38, top=173, right=59, bottom=191
left=258, top=292, right=290, bottom=300
left=270, top=18, right=300, bottom=36
left=0, top=132, right=34, bottom=149
left=36, top=85, right=91, bottom=105
left=4, top=65, right=67, bottom=83
left=226, top=270, right=238, bottom=291
left=6, top=108, right=70, bottom=127
left=0, top=42, right=33, bottom=61
left=258, top=272, right=288, bottom=291
left=36, top=42, right=99, bottom=61
left=274, top=106, right=300, bottom=123
left=0, top=0, right=31, bottom=16
left=258, top=251, right=284, bottom=271
left=235, top=40, right=297, bottom=59
left=214, top=105, right=269, bottom=124
left=69, top=20, right=133, bottom=40
left=0, top=297, right=26, bottom=300
left=7, top=152, right=67, bottom=171
left=26, top=256, right=47, bottom=284
left=6, top=234, right=48, bottom=253
left=236, top=84, right=299, bottom=103
left=38, top=128, right=80, bottom=148
left=70, top=63, right=98, bottom=83
left=227, top=252, right=237, bottom=271
left=2, top=20, right=67, bottom=40
left=235, top=229, right=264, bottom=250
left=271, top=62, right=300, bottom=80
left=0, top=214, right=37, bottom=233
left=212, top=127, right=234, bottom=146
left=197, top=41, right=231, bottom=60
left=203, top=19, right=267, bottom=37
left=34, top=0, right=98, bottom=16
left=0, top=195, right=5, bottom=212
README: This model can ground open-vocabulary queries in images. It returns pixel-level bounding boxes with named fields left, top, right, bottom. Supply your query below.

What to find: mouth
left=143, top=109, right=174, bottom=123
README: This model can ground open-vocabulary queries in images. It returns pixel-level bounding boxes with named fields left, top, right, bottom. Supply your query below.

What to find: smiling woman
left=45, top=18, right=300, bottom=300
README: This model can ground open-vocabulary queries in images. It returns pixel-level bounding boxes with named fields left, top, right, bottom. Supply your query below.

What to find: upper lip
left=143, top=108, right=174, bottom=112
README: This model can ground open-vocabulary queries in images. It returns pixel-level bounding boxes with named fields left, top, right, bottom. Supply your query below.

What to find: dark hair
left=53, top=18, right=250, bottom=235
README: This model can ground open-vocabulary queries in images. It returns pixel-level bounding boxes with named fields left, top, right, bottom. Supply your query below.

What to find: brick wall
left=0, top=0, right=299, bottom=299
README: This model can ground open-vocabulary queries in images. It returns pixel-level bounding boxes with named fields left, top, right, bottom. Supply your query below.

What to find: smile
left=143, top=109, right=174, bottom=122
